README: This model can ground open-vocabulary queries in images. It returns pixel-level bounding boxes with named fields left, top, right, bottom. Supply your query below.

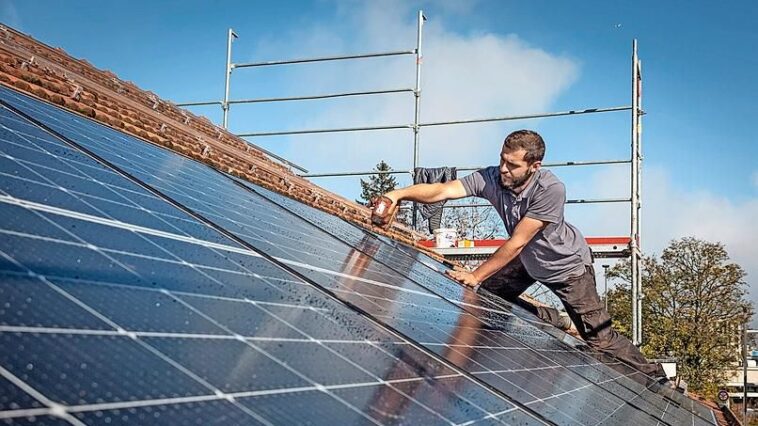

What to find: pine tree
left=357, top=161, right=412, bottom=226
left=357, top=160, right=399, bottom=205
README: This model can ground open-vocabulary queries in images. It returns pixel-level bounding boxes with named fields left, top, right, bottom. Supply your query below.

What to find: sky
left=2, top=0, right=757, bottom=311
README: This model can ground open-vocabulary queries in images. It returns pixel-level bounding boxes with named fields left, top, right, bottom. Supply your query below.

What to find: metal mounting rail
left=245, top=143, right=309, bottom=173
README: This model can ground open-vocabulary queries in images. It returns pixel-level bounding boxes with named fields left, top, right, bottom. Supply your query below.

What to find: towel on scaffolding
left=414, top=167, right=457, bottom=233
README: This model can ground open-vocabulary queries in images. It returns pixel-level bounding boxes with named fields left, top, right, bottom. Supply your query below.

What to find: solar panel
left=0, top=91, right=546, bottom=424
left=0, top=85, right=716, bottom=425
left=234, top=181, right=718, bottom=426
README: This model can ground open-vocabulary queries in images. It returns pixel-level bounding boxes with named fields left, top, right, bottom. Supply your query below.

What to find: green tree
left=357, top=160, right=399, bottom=205
left=358, top=160, right=410, bottom=226
left=606, top=237, right=751, bottom=394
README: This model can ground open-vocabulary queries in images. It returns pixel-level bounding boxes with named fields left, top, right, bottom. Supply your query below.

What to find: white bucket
left=433, top=228, right=458, bottom=248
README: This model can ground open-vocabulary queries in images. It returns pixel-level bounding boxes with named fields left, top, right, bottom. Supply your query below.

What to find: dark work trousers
left=481, top=257, right=665, bottom=377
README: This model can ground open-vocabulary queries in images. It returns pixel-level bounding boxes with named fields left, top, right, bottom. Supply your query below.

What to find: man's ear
left=531, top=160, right=542, bottom=171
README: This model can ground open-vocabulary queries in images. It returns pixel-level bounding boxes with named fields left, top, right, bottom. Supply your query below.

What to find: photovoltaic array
left=0, top=85, right=716, bottom=425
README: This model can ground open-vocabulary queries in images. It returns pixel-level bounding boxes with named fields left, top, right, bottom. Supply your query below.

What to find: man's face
left=499, top=147, right=540, bottom=189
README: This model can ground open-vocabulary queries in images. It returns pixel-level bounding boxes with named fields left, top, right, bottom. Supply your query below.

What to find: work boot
left=557, top=312, right=573, bottom=331
left=653, top=375, right=688, bottom=394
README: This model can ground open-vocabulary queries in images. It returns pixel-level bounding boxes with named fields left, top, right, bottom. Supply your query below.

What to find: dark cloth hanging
left=413, top=167, right=457, bottom=233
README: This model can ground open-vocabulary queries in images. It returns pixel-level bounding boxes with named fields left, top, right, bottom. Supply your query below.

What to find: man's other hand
left=445, top=269, right=480, bottom=288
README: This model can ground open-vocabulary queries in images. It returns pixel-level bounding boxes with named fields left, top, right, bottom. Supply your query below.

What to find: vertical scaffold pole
left=630, top=39, right=641, bottom=345
left=222, top=28, right=237, bottom=129
left=636, top=57, right=644, bottom=345
left=412, top=10, right=425, bottom=229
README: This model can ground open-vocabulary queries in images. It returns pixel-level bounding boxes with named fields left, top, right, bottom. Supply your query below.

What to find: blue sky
left=3, top=0, right=757, bottom=304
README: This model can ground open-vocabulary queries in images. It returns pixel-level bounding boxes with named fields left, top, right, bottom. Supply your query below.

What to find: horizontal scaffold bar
left=237, top=124, right=413, bottom=138
left=229, top=88, right=415, bottom=104
left=301, top=159, right=631, bottom=178
left=419, top=106, right=632, bottom=127
left=438, top=198, right=631, bottom=208
left=234, top=49, right=416, bottom=68
left=239, top=106, right=632, bottom=138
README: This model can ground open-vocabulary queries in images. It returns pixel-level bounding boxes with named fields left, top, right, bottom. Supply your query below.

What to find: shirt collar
left=510, top=169, right=541, bottom=201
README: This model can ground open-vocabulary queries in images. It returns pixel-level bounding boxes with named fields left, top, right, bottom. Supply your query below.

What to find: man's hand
left=369, top=193, right=399, bottom=227
left=445, top=269, right=480, bottom=288
left=382, top=191, right=400, bottom=205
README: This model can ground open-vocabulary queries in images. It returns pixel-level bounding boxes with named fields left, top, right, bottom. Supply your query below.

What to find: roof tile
left=0, top=25, right=439, bottom=260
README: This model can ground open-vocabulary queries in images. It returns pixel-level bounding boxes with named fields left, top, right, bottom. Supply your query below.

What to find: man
left=376, top=129, right=666, bottom=379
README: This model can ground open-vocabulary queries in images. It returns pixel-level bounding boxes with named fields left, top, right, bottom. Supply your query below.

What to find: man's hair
left=503, top=130, right=545, bottom=164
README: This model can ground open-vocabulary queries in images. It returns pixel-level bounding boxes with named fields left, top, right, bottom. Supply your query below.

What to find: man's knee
left=480, top=258, right=534, bottom=299
left=572, top=309, right=616, bottom=348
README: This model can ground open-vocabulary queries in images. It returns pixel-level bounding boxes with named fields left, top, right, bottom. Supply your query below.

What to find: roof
left=0, top=24, right=440, bottom=260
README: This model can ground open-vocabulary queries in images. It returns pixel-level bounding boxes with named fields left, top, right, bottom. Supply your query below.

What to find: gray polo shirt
left=460, top=167, right=592, bottom=283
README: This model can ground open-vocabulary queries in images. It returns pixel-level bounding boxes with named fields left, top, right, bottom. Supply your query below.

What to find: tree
left=606, top=237, right=752, bottom=394
left=357, top=160, right=399, bottom=205
left=358, top=160, right=410, bottom=226
left=441, top=198, right=503, bottom=240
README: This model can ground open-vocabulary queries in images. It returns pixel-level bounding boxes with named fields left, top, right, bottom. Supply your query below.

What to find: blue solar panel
left=73, top=399, right=265, bottom=426
left=0, top=90, right=545, bottom=424
left=0, top=84, right=717, bottom=425
left=229, top=179, right=712, bottom=424
left=238, top=178, right=718, bottom=426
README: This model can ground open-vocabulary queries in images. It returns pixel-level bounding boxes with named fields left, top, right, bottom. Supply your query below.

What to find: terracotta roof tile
left=0, top=24, right=441, bottom=261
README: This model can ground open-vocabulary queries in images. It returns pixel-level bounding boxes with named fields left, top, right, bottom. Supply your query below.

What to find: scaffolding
left=177, top=12, right=645, bottom=346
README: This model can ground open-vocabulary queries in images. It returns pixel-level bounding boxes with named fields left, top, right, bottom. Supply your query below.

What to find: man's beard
left=501, top=168, right=534, bottom=190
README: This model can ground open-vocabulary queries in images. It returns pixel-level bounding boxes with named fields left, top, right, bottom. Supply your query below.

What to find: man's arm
left=385, top=180, right=468, bottom=205
left=446, top=217, right=546, bottom=287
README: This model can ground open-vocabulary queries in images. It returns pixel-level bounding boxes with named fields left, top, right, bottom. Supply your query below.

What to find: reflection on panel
left=0, top=84, right=715, bottom=425
left=0, top=89, right=542, bottom=424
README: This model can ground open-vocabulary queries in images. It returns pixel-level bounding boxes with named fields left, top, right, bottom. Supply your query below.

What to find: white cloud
left=239, top=2, right=758, bottom=309
left=423, top=0, right=482, bottom=16
left=244, top=0, right=578, bottom=187
left=565, top=165, right=758, bottom=309
left=230, top=1, right=758, bottom=321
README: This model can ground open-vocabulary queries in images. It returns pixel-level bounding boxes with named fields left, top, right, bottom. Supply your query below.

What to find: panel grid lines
left=1, top=242, right=396, bottom=425
left=2, top=93, right=664, bottom=422
left=0, top=92, right=544, bottom=424
left=236, top=178, right=715, bottom=426
left=0, top=85, right=716, bottom=425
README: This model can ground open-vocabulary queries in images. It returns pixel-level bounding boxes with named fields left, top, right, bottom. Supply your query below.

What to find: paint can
left=433, top=228, right=458, bottom=248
